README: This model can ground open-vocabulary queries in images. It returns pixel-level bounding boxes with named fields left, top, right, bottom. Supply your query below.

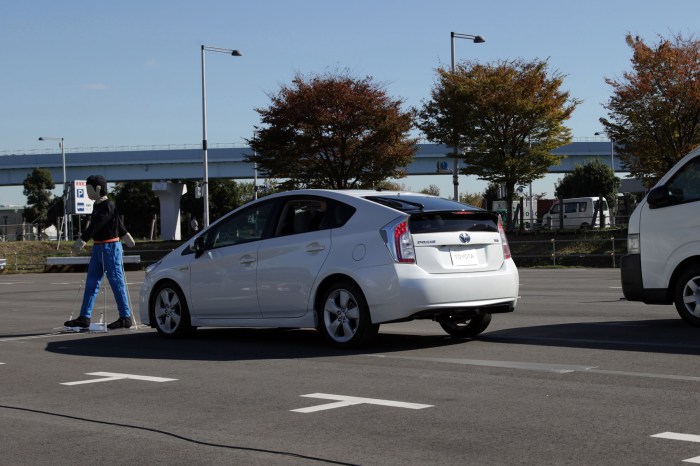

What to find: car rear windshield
left=409, top=211, right=498, bottom=234
left=364, top=195, right=481, bottom=213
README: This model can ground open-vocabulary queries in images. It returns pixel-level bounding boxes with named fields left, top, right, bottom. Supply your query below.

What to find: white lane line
left=291, top=393, right=433, bottom=413
left=370, top=355, right=596, bottom=374
left=482, top=334, right=700, bottom=351
left=61, top=372, right=177, bottom=386
left=0, top=333, right=87, bottom=342
left=371, top=355, right=700, bottom=382
left=591, top=369, right=700, bottom=382
left=652, top=432, right=700, bottom=443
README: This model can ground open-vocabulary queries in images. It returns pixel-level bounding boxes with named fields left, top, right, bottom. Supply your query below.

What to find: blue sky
left=1, top=0, right=698, bottom=204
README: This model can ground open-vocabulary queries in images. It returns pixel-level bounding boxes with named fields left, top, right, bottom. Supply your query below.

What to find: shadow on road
left=43, top=326, right=468, bottom=361
left=480, top=318, right=700, bottom=355
left=41, top=317, right=700, bottom=361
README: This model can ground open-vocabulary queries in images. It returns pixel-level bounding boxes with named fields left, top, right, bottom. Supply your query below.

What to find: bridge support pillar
left=151, top=181, right=187, bottom=240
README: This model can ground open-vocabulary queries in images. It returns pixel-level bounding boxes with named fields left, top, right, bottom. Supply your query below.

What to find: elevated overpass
left=0, top=141, right=620, bottom=240
left=0, top=141, right=619, bottom=187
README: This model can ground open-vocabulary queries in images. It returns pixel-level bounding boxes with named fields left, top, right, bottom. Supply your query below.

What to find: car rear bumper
left=354, top=259, right=519, bottom=324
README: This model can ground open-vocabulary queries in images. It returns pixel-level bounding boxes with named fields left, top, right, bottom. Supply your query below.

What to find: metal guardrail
left=1, top=249, right=170, bottom=272
left=508, top=236, right=627, bottom=268
left=0, top=142, right=246, bottom=156
left=1, top=238, right=625, bottom=273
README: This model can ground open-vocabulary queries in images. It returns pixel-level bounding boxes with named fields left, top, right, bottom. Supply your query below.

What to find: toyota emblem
left=459, top=232, right=471, bottom=244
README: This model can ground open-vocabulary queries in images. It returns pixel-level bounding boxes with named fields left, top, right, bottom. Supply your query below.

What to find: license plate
left=450, top=248, right=479, bottom=266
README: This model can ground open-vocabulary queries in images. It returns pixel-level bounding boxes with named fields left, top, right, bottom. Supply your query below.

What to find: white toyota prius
left=139, top=190, right=519, bottom=347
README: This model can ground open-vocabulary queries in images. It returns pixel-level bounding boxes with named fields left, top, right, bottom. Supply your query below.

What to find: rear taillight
left=381, top=217, right=416, bottom=264
left=498, top=215, right=511, bottom=259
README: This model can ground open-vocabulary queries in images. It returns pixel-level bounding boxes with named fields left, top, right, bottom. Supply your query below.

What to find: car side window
left=564, top=203, right=577, bottom=214
left=276, top=199, right=328, bottom=236
left=274, top=198, right=357, bottom=236
left=666, top=156, right=700, bottom=203
left=210, top=202, right=276, bottom=249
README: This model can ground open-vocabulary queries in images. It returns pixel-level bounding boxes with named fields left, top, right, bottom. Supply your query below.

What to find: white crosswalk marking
left=61, top=372, right=177, bottom=385
left=652, top=432, right=700, bottom=463
left=292, top=393, right=433, bottom=413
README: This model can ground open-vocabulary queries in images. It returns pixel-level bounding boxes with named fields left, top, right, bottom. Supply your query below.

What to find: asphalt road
left=2, top=269, right=700, bottom=465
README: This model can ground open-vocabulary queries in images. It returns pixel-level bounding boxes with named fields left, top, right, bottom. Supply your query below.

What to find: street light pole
left=201, top=45, right=241, bottom=227
left=450, top=32, right=485, bottom=201
left=38, top=136, right=68, bottom=241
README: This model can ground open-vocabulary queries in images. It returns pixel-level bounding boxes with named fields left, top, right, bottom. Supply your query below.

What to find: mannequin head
left=86, top=175, right=108, bottom=201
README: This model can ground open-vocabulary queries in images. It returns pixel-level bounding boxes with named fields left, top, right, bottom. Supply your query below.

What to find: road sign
left=436, top=161, right=452, bottom=174
left=66, top=180, right=95, bottom=215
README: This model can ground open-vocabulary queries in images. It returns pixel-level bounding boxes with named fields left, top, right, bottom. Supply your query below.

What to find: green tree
left=247, top=71, right=417, bottom=190
left=459, top=192, right=484, bottom=207
left=601, top=33, right=700, bottom=186
left=554, top=159, right=621, bottom=206
left=22, top=168, right=55, bottom=236
left=180, top=179, right=259, bottom=224
left=419, top=59, right=579, bottom=229
left=482, top=182, right=501, bottom=210
left=112, top=182, right=159, bottom=239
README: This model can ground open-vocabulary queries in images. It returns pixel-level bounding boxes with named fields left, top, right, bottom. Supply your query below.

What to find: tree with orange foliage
left=247, top=72, right=417, bottom=190
left=600, top=33, right=700, bottom=185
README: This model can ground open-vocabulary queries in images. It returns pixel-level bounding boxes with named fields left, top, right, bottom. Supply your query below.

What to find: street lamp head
left=473, top=35, right=486, bottom=43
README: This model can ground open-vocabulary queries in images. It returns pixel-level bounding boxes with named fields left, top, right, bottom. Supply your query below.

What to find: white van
left=543, top=197, right=610, bottom=229
left=621, top=146, right=700, bottom=325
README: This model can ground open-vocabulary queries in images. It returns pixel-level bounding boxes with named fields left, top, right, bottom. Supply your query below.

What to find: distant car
left=543, top=196, right=611, bottom=229
left=139, top=190, right=519, bottom=347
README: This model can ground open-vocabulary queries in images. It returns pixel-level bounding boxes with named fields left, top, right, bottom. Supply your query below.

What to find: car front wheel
left=318, top=280, right=376, bottom=347
left=438, top=313, right=491, bottom=338
left=152, top=282, right=195, bottom=338
left=674, top=265, right=700, bottom=326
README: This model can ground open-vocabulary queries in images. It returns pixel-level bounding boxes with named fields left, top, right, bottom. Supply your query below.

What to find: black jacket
left=80, top=200, right=126, bottom=242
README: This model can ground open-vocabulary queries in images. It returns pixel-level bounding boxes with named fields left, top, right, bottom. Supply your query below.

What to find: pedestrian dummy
left=64, top=175, right=136, bottom=330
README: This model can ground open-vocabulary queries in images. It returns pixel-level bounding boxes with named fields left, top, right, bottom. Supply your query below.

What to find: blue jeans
left=79, top=242, right=131, bottom=319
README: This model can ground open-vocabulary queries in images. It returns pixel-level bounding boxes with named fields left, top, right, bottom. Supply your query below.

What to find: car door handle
left=305, top=243, right=326, bottom=253
left=239, top=255, right=256, bottom=265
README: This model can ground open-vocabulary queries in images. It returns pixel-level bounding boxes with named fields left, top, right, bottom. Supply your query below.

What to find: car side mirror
left=647, top=186, right=677, bottom=209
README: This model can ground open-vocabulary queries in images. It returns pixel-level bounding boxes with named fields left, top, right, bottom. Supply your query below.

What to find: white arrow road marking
left=61, top=372, right=177, bottom=386
left=652, top=432, right=700, bottom=463
left=291, top=393, right=433, bottom=413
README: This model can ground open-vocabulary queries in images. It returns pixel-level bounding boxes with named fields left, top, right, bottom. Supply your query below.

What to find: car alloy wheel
left=152, top=282, right=194, bottom=338
left=319, top=280, right=375, bottom=347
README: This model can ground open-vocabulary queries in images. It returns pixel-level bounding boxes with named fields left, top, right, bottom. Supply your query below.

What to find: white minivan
left=543, top=197, right=610, bottom=229
left=621, top=146, right=700, bottom=325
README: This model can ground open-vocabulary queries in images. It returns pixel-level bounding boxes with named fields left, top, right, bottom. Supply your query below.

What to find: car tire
left=318, top=280, right=375, bottom=348
left=151, top=282, right=196, bottom=338
left=674, top=265, right=700, bottom=326
left=438, top=313, right=492, bottom=338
